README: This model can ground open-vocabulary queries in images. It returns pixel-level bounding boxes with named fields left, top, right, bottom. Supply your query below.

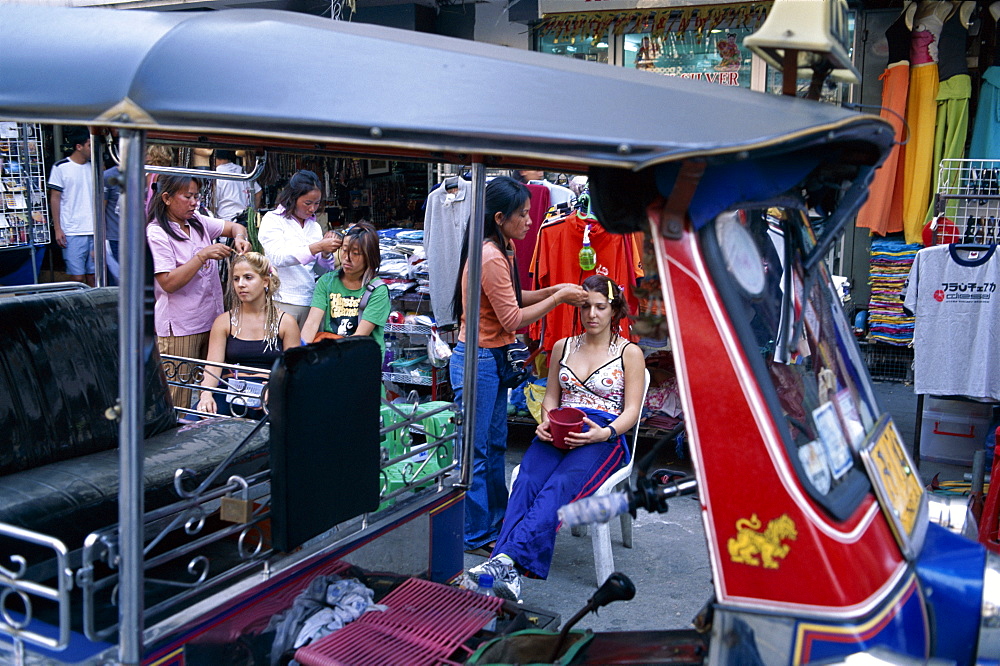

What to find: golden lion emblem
left=726, top=513, right=797, bottom=569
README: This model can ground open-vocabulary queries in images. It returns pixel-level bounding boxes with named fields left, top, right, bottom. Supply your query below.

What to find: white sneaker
left=468, top=554, right=521, bottom=601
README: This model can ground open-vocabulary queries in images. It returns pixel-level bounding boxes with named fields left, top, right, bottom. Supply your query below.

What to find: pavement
left=465, top=381, right=973, bottom=633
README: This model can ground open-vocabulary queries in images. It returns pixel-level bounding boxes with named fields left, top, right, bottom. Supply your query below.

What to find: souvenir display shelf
left=0, top=122, right=49, bottom=283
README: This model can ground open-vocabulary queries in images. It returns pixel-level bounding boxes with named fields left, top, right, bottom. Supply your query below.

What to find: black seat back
left=269, top=337, right=382, bottom=552
left=0, top=287, right=176, bottom=476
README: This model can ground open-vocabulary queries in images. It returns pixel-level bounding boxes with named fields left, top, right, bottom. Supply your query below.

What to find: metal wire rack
left=931, top=159, right=1000, bottom=243
left=0, top=122, right=49, bottom=251
left=858, top=341, right=914, bottom=383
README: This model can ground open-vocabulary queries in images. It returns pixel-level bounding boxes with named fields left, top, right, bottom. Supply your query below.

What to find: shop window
left=538, top=32, right=609, bottom=63
left=623, top=27, right=756, bottom=88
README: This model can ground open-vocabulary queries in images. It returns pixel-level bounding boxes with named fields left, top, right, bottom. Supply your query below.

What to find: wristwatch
left=606, top=425, right=618, bottom=441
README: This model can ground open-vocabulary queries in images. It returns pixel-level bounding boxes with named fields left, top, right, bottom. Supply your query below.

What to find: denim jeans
left=450, top=341, right=509, bottom=550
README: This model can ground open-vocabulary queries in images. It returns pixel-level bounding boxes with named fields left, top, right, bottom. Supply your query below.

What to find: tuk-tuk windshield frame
left=700, top=207, right=875, bottom=521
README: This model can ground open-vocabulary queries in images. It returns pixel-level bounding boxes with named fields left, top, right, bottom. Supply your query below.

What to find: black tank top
left=937, top=8, right=969, bottom=80
left=885, top=10, right=912, bottom=66
left=225, top=312, right=284, bottom=371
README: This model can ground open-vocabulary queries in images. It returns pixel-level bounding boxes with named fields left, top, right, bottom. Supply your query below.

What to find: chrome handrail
left=145, top=157, right=266, bottom=182
left=0, top=281, right=88, bottom=296
left=0, top=524, right=72, bottom=665
left=107, top=140, right=266, bottom=183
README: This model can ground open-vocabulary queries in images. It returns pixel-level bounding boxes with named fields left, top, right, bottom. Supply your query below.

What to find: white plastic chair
left=509, top=369, right=650, bottom=586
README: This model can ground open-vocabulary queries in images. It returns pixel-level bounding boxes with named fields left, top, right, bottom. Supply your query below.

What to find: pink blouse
left=147, top=212, right=226, bottom=337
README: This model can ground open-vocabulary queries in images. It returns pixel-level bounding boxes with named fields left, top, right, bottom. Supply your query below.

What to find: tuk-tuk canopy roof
left=0, top=5, right=892, bottom=170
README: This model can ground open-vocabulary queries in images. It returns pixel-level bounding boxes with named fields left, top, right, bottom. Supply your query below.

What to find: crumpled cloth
left=266, top=575, right=386, bottom=665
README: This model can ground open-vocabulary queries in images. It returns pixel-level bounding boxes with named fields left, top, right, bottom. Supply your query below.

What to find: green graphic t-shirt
left=310, top=271, right=391, bottom=361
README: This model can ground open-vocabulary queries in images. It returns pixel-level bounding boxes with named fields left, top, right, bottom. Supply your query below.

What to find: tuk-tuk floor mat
left=295, top=577, right=503, bottom=665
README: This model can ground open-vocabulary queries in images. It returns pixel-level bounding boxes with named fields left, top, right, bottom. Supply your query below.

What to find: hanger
left=443, top=175, right=460, bottom=190
left=956, top=216, right=992, bottom=250
left=576, top=192, right=598, bottom=222
left=903, top=0, right=917, bottom=29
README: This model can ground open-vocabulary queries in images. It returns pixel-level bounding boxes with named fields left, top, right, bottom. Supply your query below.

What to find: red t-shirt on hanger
left=529, top=211, right=637, bottom=351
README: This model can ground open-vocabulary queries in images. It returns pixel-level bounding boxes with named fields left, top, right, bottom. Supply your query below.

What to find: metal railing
left=160, top=353, right=275, bottom=419
left=0, top=525, right=73, bottom=666
left=0, top=356, right=459, bottom=660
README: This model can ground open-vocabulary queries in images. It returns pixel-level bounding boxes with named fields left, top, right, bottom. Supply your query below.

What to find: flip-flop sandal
left=463, top=542, right=496, bottom=557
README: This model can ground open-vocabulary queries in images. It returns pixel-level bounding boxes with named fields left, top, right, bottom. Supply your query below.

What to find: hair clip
left=607, top=280, right=616, bottom=302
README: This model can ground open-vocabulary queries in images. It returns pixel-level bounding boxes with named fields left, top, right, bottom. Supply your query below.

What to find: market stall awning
left=0, top=5, right=891, bottom=170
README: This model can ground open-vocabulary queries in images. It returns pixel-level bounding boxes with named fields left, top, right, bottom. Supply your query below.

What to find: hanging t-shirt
left=903, top=244, right=1000, bottom=400
left=529, top=179, right=574, bottom=207
left=424, top=179, right=472, bottom=328
left=512, top=183, right=550, bottom=293
left=529, top=211, right=637, bottom=351
left=311, top=271, right=391, bottom=360
left=214, top=162, right=261, bottom=221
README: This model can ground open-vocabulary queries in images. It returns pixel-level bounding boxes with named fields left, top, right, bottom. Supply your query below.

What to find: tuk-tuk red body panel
left=651, top=209, right=910, bottom=614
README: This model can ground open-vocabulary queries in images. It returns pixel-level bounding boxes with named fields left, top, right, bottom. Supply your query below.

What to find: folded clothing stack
left=867, top=237, right=920, bottom=346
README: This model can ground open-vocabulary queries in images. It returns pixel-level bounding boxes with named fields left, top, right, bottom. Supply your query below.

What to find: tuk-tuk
left=0, top=5, right=996, bottom=665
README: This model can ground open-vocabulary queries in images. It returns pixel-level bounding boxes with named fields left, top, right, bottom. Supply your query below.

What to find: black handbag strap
left=358, top=278, right=385, bottom=321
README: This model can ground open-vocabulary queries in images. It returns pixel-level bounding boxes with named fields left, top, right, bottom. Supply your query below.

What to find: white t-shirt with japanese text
left=903, top=244, right=1000, bottom=400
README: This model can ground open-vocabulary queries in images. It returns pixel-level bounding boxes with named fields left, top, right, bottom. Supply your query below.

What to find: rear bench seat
left=0, top=287, right=269, bottom=553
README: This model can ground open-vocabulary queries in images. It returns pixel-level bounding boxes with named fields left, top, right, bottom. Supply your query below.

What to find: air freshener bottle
left=579, top=223, right=596, bottom=271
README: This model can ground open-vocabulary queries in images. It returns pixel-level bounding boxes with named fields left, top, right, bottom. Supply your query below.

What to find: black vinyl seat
left=0, top=288, right=267, bottom=552
left=0, top=417, right=269, bottom=550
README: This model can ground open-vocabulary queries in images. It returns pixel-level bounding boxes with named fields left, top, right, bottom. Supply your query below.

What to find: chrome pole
left=458, top=161, right=485, bottom=488
left=19, top=125, right=38, bottom=284
left=90, top=133, right=107, bottom=287
left=117, top=129, right=146, bottom=665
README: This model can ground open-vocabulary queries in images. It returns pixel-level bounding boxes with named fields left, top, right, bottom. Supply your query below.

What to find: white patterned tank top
left=557, top=335, right=630, bottom=414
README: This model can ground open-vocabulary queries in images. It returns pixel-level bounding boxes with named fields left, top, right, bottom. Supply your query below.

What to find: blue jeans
left=450, top=341, right=508, bottom=550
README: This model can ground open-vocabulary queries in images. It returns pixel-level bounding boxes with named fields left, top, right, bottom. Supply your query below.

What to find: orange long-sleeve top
left=458, top=241, right=519, bottom=348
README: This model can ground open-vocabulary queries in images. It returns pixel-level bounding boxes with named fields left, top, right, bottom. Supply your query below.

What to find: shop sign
left=675, top=71, right=741, bottom=85
left=626, top=28, right=755, bottom=88
left=540, top=0, right=747, bottom=13
left=538, top=3, right=770, bottom=47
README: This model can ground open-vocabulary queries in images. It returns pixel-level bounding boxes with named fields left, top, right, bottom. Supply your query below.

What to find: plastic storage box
left=919, top=397, right=995, bottom=465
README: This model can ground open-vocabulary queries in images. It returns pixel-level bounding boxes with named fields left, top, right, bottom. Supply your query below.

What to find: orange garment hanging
left=856, top=5, right=912, bottom=235
left=857, top=65, right=909, bottom=235
left=528, top=211, right=637, bottom=351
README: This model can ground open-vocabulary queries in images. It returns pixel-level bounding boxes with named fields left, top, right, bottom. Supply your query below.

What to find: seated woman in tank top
left=466, top=274, right=645, bottom=601
left=196, top=252, right=301, bottom=418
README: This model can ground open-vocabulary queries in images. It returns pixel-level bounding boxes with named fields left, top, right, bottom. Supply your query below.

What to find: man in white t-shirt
left=213, top=150, right=261, bottom=222
left=514, top=169, right=574, bottom=206
left=48, top=129, right=96, bottom=286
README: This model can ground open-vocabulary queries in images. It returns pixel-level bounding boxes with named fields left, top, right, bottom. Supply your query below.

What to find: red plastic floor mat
left=295, top=577, right=504, bottom=666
